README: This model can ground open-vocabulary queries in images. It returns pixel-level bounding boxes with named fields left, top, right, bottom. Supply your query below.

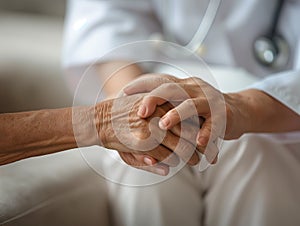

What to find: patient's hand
left=96, top=94, right=200, bottom=175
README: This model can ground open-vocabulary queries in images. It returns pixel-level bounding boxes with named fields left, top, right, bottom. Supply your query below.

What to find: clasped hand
left=97, top=94, right=200, bottom=176
left=101, top=74, right=245, bottom=175
left=122, top=74, right=239, bottom=170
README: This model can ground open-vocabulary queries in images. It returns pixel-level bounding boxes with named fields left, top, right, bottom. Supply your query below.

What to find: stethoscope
left=253, top=0, right=289, bottom=69
left=160, top=0, right=290, bottom=70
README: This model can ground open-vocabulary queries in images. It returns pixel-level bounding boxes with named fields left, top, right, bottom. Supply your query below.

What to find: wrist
left=94, top=99, right=114, bottom=148
left=236, top=89, right=300, bottom=133
left=224, top=92, right=253, bottom=139
left=226, top=89, right=273, bottom=136
left=72, top=105, right=103, bottom=147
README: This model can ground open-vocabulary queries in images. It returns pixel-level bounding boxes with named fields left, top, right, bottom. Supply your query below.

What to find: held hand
left=119, top=114, right=202, bottom=175
left=96, top=94, right=200, bottom=175
left=123, top=74, right=246, bottom=164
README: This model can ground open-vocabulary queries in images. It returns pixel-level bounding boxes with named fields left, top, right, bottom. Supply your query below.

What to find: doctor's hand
left=97, top=94, right=200, bottom=175
left=123, top=74, right=248, bottom=164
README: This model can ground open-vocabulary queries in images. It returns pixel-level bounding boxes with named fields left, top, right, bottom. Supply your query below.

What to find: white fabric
left=205, top=134, right=300, bottom=226
left=92, top=134, right=300, bottom=226
left=63, top=0, right=300, bottom=114
left=62, top=1, right=300, bottom=226
left=248, top=70, right=300, bottom=114
left=0, top=148, right=110, bottom=226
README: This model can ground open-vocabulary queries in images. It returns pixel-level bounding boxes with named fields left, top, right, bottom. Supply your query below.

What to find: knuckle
left=162, top=82, right=178, bottom=91
left=183, top=77, right=194, bottom=83
left=168, top=109, right=180, bottom=121
left=164, top=155, right=180, bottom=167
left=157, top=74, right=178, bottom=82
left=184, top=98, right=196, bottom=108
left=143, top=95, right=156, bottom=105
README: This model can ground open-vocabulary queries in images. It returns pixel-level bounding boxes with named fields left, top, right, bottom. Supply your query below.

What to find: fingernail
left=144, top=157, right=153, bottom=166
left=138, top=105, right=146, bottom=117
left=159, top=117, right=170, bottom=129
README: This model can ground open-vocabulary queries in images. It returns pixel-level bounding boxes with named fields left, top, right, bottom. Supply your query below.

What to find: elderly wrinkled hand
left=97, top=94, right=200, bottom=175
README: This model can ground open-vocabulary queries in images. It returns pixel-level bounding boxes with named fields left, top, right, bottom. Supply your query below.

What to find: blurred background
left=0, top=0, right=72, bottom=113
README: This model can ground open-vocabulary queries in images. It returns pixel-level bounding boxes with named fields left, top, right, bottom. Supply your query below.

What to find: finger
left=170, top=121, right=203, bottom=156
left=138, top=83, right=191, bottom=118
left=149, top=117, right=199, bottom=166
left=196, top=117, right=220, bottom=147
left=197, top=123, right=210, bottom=147
left=161, top=130, right=200, bottom=166
left=117, top=140, right=179, bottom=167
left=196, top=117, right=220, bottom=164
left=132, top=146, right=180, bottom=167
left=135, top=163, right=170, bottom=176
left=138, top=96, right=168, bottom=118
left=169, top=117, right=204, bottom=156
left=119, top=152, right=143, bottom=167
left=119, top=152, right=169, bottom=176
left=204, top=141, right=219, bottom=164
left=195, top=140, right=219, bottom=163
left=159, top=98, right=202, bottom=130
left=147, top=145, right=180, bottom=167
left=123, top=74, right=171, bottom=95
left=170, top=119, right=200, bottom=142
left=212, top=154, right=218, bottom=165
left=131, top=153, right=158, bottom=165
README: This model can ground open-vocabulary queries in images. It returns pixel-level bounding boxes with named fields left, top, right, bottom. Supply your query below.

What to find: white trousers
left=2, top=133, right=299, bottom=226
left=100, top=133, right=300, bottom=226
left=0, top=149, right=110, bottom=226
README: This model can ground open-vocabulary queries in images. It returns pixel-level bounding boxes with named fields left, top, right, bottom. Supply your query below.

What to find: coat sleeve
left=247, top=1, right=300, bottom=115
left=63, top=0, right=161, bottom=67
left=249, top=70, right=300, bottom=115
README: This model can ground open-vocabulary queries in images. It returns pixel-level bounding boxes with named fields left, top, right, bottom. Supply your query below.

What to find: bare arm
left=0, top=61, right=144, bottom=165
left=96, top=61, right=143, bottom=99
left=0, top=107, right=95, bottom=165
left=227, top=89, right=300, bottom=136
left=0, top=95, right=200, bottom=174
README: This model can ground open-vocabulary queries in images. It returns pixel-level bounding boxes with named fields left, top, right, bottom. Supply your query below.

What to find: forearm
left=0, top=62, right=143, bottom=165
left=229, top=89, right=300, bottom=134
left=0, top=106, right=101, bottom=165
left=97, top=61, right=143, bottom=99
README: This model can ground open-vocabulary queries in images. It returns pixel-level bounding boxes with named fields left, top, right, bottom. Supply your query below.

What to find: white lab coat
left=63, top=1, right=300, bottom=226
left=63, top=0, right=300, bottom=114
